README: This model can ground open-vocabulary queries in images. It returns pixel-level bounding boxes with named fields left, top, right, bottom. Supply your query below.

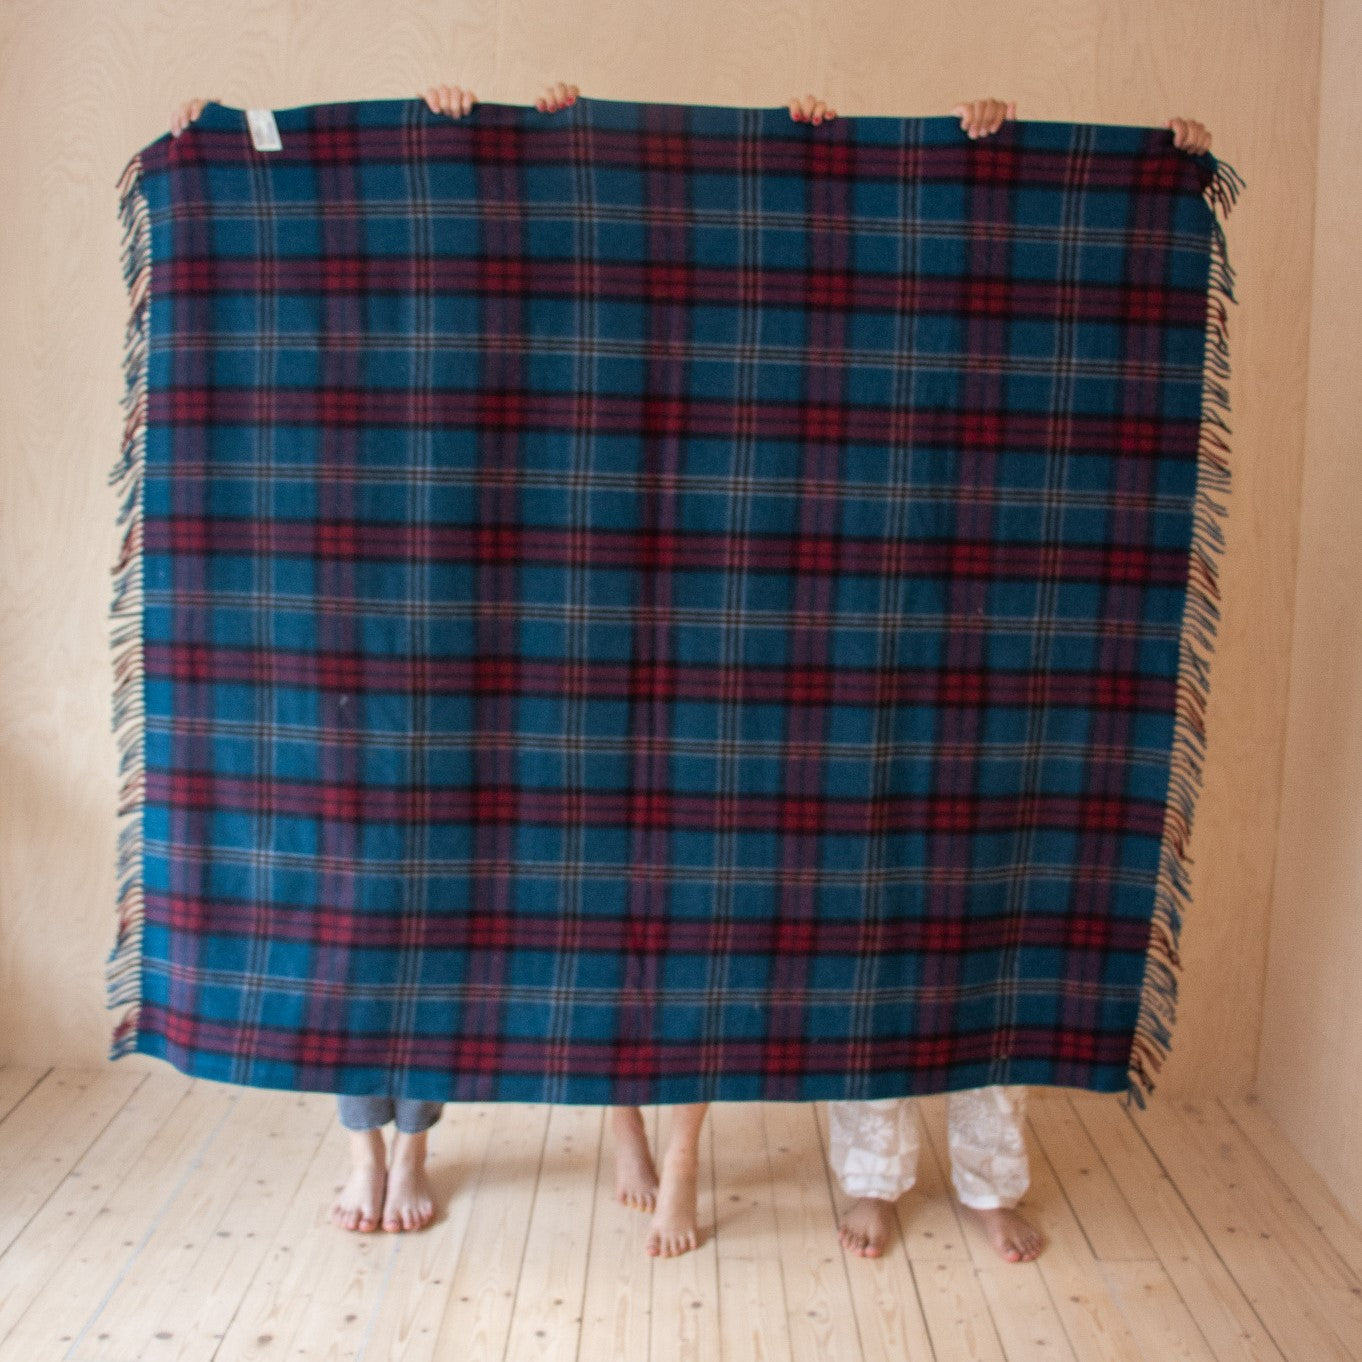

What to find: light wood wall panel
left=1257, top=0, right=1362, bottom=1226
left=0, top=0, right=1324, bottom=1099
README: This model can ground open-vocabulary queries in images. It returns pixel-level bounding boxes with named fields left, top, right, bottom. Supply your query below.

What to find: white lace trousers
left=828, top=1086, right=1029, bottom=1210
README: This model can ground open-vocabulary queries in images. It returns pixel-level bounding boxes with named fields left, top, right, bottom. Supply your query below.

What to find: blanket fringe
left=1125, top=154, right=1243, bottom=1109
left=107, top=152, right=150, bottom=1059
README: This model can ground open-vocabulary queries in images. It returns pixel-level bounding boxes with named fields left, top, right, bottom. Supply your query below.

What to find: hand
left=1165, top=117, right=1211, bottom=153
left=788, top=94, right=837, bottom=125
left=423, top=84, right=477, bottom=118
left=951, top=98, right=1016, bottom=139
left=170, top=98, right=215, bottom=137
left=535, top=82, right=578, bottom=112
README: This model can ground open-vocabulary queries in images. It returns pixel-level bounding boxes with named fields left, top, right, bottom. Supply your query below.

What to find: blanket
left=108, top=97, right=1242, bottom=1104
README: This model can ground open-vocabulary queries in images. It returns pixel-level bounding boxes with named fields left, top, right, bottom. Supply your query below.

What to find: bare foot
left=839, top=1197, right=897, bottom=1258
left=331, top=1129, right=386, bottom=1233
left=646, top=1142, right=700, bottom=1257
left=611, top=1107, right=660, bottom=1213
left=383, top=1130, right=436, bottom=1232
left=963, top=1204, right=1044, bottom=1262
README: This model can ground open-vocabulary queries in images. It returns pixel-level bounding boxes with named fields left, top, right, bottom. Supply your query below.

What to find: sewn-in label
left=246, top=109, right=282, bottom=152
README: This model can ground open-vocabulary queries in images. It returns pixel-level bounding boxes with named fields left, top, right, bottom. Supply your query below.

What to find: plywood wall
left=0, top=0, right=1323, bottom=1099
left=1257, top=0, right=1362, bottom=1226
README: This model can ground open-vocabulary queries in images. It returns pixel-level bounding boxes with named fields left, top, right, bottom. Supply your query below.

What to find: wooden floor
left=0, top=1068, right=1358, bottom=1361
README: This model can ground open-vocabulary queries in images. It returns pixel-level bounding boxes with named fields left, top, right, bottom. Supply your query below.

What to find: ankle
left=612, top=1107, right=647, bottom=1134
left=661, top=1140, right=700, bottom=1168
left=348, top=1128, right=386, bottom=1168
left=389, top=1130, right=428, bottom=1169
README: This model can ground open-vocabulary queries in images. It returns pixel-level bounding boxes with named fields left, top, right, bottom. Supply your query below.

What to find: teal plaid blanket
left=108, top=98, right=1241, bottom=1104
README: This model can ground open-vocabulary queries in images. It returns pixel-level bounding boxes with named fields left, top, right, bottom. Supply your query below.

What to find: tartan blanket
left=108, top=97, right=1241, bottom=1105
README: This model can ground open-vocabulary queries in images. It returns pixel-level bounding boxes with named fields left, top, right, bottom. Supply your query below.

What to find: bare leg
left=383, top=1129, right=436, bottom=1232
left=646, top=1103, right=708, bottom=1257
left=331, top=1128, right=387, bottom=1233
left=961, top=1204, right=1044, bottom=1262
left=838, top=1197, right=898, bottom=1257
left=611, top=1106, right=660, bottom=1212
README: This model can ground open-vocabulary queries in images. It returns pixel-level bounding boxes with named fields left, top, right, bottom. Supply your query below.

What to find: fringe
left=107, top=152, right=150, bottom=1059
left=1125, top=155, right=1243, bottom=1109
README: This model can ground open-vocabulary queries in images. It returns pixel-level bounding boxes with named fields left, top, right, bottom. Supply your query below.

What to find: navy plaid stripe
left=113, top=96, right=1231, bottom=1102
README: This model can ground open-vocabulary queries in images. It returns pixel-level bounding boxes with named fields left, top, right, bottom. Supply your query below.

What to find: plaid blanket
left=109, top=97, right=1241, bottom=1105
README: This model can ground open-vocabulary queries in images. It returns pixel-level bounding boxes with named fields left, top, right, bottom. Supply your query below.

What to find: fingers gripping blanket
left=108, top=98, right=1241, bottom=1105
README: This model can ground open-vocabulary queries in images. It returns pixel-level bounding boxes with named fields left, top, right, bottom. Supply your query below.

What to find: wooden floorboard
left=1127, top=1095, right=1362, bottom=1362
left=1071, top=1090, right=1291, bottom=1362
left=0, top=1070, right=1357, bottom=1362
left=1222, top=1095, right=1362, bottom=1284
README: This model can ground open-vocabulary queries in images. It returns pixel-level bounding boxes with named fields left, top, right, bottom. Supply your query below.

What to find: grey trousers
left=335, top=1096, right=443, bottom=1135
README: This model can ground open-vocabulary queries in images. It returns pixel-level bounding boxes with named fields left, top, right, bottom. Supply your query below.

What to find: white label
left=246, top=109, right=282, bottom=152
